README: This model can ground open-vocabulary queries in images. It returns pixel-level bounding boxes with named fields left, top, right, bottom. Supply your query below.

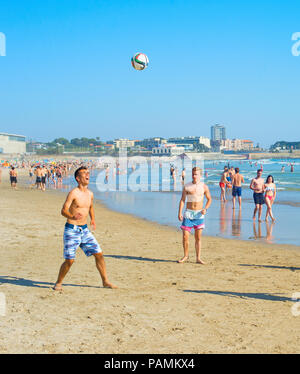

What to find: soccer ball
left=131, top=52, right=149, bottom=70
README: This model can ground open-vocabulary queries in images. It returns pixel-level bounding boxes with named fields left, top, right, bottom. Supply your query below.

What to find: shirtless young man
left=53, top=166, right=116, bottom=290
left=232, top=167, right=244, bottom=209
left=178, top=167, right=212, bottom=264
left=41, top=165, right=47, bottom=191
left=250, top=169, right=265, bottom=222
left=9, top=167, right=17, bottom=189
left=35, top=166, right=42, bottom=189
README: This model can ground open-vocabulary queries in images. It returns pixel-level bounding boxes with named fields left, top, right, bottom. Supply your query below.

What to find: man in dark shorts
left=9, top=167, right=17, bottom=189
left=232, top=167, right=244, bottom=209
left=250, top=169, right=265, bottom=222
left=35, top=166, right=42, bottom=189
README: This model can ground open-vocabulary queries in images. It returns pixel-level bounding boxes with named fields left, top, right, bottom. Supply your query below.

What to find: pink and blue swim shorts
left=180, top=209, right=205, bottom=232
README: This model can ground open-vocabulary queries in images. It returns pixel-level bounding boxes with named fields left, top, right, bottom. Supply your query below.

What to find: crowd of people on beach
left=1, top=159, right=98, bottom=191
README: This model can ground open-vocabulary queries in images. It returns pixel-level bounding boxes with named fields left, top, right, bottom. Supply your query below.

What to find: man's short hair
left=74, top=166, right=88, bottom=180
left=192, top=167, right=202, bottom=173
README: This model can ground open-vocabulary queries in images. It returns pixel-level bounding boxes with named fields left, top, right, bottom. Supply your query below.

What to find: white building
left=167, top=136, right=211, bottom=149
left=114, top=138, right=136, bottom=149
left=152, top=144, right=185, bottom=156
left=198, top=136, right=211, bottom=149
left=0, top=132, right=26, bottom=154
left=221, top=139, right=254, bottom=151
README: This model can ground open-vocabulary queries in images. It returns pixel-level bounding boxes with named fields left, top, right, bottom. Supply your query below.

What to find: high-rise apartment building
left=210, top=125, right=226, bottom=141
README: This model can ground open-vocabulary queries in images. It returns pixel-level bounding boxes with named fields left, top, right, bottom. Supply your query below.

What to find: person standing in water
left=219, top=167, right=228, bottom=202
left=250, top=169, right=265, bottom=222
left=232, top=167, right=244, bottom=210
left=264, top=175, right=276, bottom=222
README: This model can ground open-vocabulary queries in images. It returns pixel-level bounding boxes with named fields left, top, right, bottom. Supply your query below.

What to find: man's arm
left=61, top=190, right=81, bottom=220
left=178, top=188, right=187, bottom=221
left=89, top=192, right=96, bottom=230
left=202, top=185, right=212, bottom=214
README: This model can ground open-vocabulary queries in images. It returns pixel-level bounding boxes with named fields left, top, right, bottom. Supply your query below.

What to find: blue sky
left=0, top=0, right=300, bottom=147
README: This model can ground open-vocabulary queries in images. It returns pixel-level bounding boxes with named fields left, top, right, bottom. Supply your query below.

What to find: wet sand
left=0, top=172, right=299, bottom=353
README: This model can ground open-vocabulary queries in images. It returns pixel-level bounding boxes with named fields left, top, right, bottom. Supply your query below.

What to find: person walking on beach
left=232, top=167, right=244, bottom=210
left=9, top=167, right=17, bottom=189
left=53, top=166, right=117, bottom=291
left=250, top=169, right=265, bottom=222
left=264, top=175, right=276, bottom=222
left=178, top=167, right=212, bottom=264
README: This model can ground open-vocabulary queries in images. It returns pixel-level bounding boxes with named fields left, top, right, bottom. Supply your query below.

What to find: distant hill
left=270, top=141, right=300, bottom=151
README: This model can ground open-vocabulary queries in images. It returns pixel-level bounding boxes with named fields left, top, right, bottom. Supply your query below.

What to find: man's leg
left=54, top=259, right=74, bottom=290
left=93, top=253, right=117, bottom=288
left=195, top=229, right=205, bottom=264
left=253, top=204, right=258, bottom=219
left=258, top=204, right=263, bottom=222
left=178, top=229, right=189, bottom=263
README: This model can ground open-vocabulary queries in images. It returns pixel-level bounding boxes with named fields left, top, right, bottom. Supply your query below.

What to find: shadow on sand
left=183, top=289, right=293, bottom=302
left=105, top=254, right=176, bottom=263
left=0, top=276, right=101, bottom=289
left=239, top=264, right=300, bottom=272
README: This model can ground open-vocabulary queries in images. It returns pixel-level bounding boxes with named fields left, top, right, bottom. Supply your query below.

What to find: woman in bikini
left=264, top=175, right=276, bottom=222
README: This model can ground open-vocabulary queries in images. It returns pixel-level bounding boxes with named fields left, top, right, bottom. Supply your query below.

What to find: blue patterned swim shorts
left=63, top=222, right=102, bottom=260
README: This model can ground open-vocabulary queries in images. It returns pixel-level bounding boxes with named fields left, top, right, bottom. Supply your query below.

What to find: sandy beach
left=0, top=172, right=299, bottom=354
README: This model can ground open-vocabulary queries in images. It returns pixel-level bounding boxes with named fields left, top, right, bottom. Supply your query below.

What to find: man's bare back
left=35, top=168, right=42, bottom=177
left=233, top=173, right=244, bottom=187
left=10, top=169, right=17, bottom=177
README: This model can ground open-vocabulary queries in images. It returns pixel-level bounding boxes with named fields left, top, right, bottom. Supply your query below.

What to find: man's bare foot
left=53, top=283, right=63, bottom=291
left=103, top=281, right=118, bottom=289
left=178, top=256, right=189, bottom=263
left=196, top=259, right=206, bottom=264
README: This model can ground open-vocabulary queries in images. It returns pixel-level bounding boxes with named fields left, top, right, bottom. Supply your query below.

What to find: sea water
left=64, top=158, right=300, bottom=247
